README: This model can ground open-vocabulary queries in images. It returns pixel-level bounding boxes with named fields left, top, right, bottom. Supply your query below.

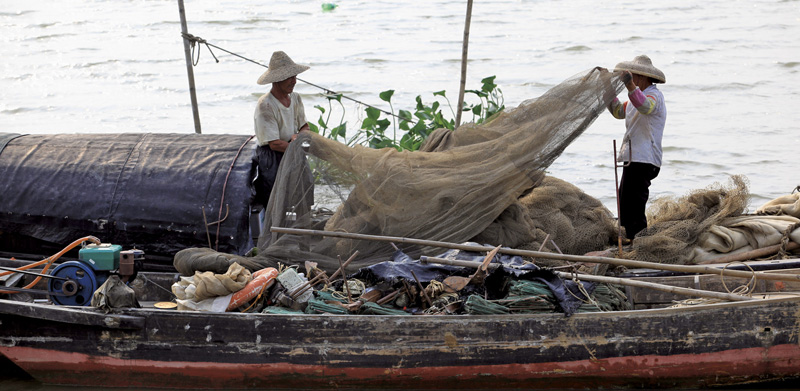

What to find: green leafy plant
left=463, top=76, right=505, bottom=124
left=311, top=76, right=504, bottom=151
left=360, top=91, right=394, bottom=149
left=308, top=93, right=362, bottom=146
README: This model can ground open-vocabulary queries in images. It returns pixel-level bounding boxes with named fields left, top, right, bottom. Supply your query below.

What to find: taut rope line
left=181, top=32, right=410, bottom=123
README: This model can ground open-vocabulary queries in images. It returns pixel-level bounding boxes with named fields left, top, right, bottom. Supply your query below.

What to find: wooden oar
left=270, top=227, right=800, bottom=282
left=421, top=256, right=755, bottom=302
left=442, top=245, right=500, bottom=292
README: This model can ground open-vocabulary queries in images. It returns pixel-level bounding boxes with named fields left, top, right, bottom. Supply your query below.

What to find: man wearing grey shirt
left=253, top=51, right=310, bottom=208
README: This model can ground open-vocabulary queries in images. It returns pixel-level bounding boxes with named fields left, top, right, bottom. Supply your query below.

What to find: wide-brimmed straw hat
left=257, top=51, right=310, bottom=85
left=614, top=55, right=666, bottom=84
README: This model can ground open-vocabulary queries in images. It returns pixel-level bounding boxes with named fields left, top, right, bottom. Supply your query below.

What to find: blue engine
left=48, top=244, right=141, bottom=306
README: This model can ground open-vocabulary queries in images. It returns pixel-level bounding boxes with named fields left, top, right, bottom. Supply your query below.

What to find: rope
left=140, top=273, right=178, bottom=296
left=423, top=292, right=461, bottom=315
left=425, top=280, right=447, bottom=298
left=238, top=281, right=270, bottom=313
left=183, top=32, right=218, bottom=66
left=778, top=222, right=800, bottom=259
left=340, top=279, right=365, bottom=297
left=214, top=135, right=254, bottom=251
left=180, top=33, right=411, bottom=123
left=566, top=271, right=603, bottom=310
left=720, top=261, right=756, bottom=296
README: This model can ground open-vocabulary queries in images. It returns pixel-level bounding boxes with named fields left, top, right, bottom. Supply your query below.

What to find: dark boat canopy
left=0, top=132, right=258, bottom=265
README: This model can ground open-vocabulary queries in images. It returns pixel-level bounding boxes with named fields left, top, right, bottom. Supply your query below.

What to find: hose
left=0, top=236, right=101, bottom=294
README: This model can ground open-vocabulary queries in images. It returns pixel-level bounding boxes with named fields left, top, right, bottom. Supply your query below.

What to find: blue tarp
left=352, top=245, right=596, bottom=316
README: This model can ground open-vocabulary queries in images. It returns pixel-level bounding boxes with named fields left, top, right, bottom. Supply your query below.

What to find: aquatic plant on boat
left=308, top=76, right=505, bottom=151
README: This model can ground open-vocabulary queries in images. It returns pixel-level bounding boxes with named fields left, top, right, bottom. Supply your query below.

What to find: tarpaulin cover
left=0, top=133, right=257, bottom=263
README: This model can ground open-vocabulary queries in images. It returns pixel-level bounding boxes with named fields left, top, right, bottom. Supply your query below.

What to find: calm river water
left=2, top=1, right=800, bottom=388
left=2, top=0, right=799, bottom=213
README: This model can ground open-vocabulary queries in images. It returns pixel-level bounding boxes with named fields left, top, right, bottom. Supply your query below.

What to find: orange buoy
left=226, top=267, right=278, bottom=311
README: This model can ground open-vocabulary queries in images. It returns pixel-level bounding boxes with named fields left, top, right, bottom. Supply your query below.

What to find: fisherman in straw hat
left=253, top=51, right=311, bottom=208
left=605, top=54, right=667, bottom=242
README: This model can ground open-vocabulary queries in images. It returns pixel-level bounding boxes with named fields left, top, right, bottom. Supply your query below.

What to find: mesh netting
left=623, top=175, right=751, bottom=264
left=516, top=176, right=618, bottom=254
left=176, top=68, right=625, bottom=273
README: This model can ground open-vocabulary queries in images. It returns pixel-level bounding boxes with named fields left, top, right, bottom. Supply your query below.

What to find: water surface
left=2, top=0, right=798, bottom=212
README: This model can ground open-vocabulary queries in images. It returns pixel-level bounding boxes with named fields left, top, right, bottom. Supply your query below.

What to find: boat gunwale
left=3, top=293, right=800, bottom=327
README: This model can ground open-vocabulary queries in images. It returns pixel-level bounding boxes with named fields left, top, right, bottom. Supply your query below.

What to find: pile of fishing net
left=175, top=64, right=800, bottom=276
left=177, top=67, right=627, bottom=273
left=624, top=175, right=800, bottom=265
left=242, top=68, right=625, bottom=272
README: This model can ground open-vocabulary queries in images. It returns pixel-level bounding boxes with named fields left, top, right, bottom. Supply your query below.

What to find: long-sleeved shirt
left=608, top=84, right=666, bottom=167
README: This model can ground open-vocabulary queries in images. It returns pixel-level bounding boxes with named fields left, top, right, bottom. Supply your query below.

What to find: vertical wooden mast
left=177, top=0, right=202, bottom=134
left=455, top=0, right=474, bottom=129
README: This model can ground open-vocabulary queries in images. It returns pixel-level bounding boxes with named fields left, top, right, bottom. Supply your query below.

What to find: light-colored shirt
left=608, top=85, right=666, bottom=167
left=254, top=92, right=307, bottom=146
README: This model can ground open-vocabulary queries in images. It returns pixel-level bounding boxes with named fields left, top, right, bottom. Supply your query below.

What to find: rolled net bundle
left=515, top=176, right=618, bottom=257
left=178, top=69, right=625, bottom=273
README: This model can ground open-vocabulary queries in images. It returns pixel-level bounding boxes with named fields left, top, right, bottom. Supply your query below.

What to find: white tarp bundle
left=172, top=262, right=251, bottom=311
left=692, top=193, right=800, bottom=263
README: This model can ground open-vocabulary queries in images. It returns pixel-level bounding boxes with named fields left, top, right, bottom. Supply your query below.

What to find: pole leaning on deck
left=455, top=0, right=474, bottom=129
left=270, top=227, right=800, bottom=283
left=177, top=0, right=202, bottom=134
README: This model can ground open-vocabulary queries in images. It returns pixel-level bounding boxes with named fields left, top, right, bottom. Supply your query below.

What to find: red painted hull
left=2, top=297, right=800, bottom=389
left=3, top=344, right=800, bottom=389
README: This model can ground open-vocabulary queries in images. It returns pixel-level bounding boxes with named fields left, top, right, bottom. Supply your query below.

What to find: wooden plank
left=0, top=299, right=143, bottom=329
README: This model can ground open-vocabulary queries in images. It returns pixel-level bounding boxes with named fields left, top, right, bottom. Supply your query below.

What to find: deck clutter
left=170, top=243, right=634, bottom=316
left=3, top=231, right=800, bottom=389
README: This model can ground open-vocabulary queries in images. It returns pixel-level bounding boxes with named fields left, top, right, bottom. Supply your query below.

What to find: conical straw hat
left=257, top=51, right=310, bottom=85
left=614, top=55, right=666, bottom=84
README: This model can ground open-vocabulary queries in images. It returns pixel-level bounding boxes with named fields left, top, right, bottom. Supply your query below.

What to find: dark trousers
left=252, top=145, right=283, bottom=209
left=619, top=162, right=660, bottom=239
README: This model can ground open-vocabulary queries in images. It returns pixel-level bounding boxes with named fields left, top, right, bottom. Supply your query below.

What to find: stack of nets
left=623, top=175, right=750, bottom=264
left=464, top=280, right=630, bottom=315
left=574, top=283, right=632, bottom=312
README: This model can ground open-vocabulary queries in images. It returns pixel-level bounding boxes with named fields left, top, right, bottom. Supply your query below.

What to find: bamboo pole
left=177, top=0, right=202, bottom=134
left=338, top=255, right=353, bottom=303
left=270, top=227, right=800, bottom=282
left=421, top=256, right=754, bottom=302
left=554, top=271, right=755, bottom=302
left=454, top=0, right=474, bottom=129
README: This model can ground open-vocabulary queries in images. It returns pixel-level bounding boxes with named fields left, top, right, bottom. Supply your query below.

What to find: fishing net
left=176, top=68, right=626, bottom=273
left=463, top=281, right=629, bottom=315
left=622, top=175, right=751, bottom=264
left=514, top=175, right=618, bottom=258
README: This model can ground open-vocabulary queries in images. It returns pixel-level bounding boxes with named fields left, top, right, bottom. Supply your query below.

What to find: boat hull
left=1, top=297, right=800, bottom=389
